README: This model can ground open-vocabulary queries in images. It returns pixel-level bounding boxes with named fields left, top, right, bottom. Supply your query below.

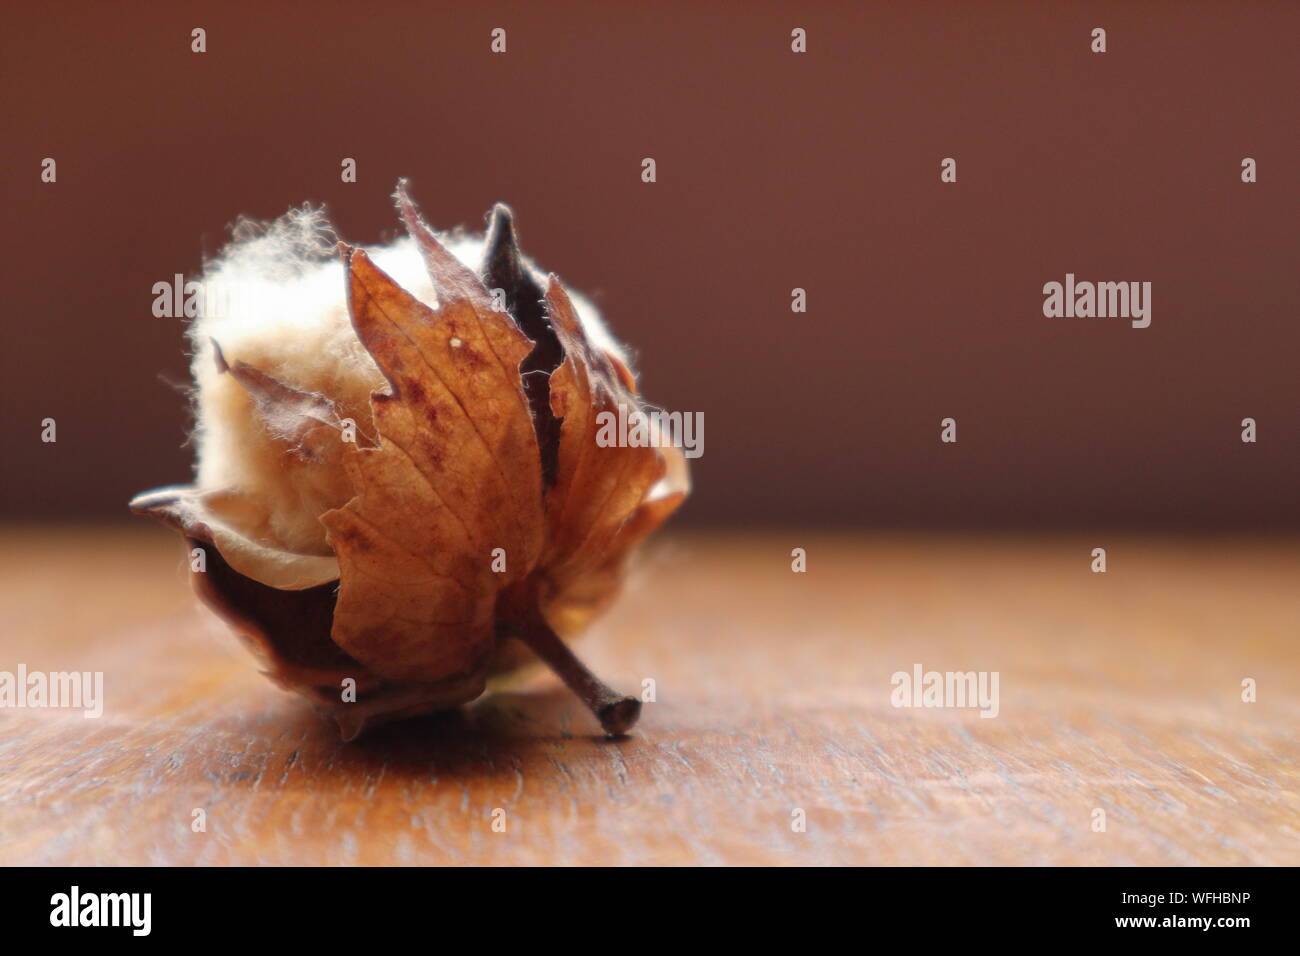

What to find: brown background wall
left=3, top=1, right=1297, bottom=529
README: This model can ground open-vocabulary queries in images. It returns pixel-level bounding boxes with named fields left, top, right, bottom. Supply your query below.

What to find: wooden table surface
left=0, top=526, right=1296, bottom=866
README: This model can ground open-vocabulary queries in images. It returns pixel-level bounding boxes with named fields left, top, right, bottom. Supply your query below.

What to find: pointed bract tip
left=210, top=338, right=229, bottom=374
left=483, top=204, right=524, bottom=277
left=395, top=183, right=446, bottom=256
left=393, top=179, right=423, bottom=228
left=127, top=485, right=185, bottom=516
left=488, top=202, right=515, bottom=232
left=542, top=273, right=566, bottom=298
left=485, top=204, right=518, bottom=251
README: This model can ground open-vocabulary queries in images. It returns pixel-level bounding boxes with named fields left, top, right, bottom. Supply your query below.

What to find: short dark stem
left=513, top=611, right=641, bottom=737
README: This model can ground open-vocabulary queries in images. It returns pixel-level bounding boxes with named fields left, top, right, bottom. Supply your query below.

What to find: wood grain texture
left=0, top=526, right=1296, bottom=866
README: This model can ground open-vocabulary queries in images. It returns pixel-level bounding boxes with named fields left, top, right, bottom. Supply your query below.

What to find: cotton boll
left=187, top=205, right=627, bottom=560
left=131, top=189, right=689, bottom=738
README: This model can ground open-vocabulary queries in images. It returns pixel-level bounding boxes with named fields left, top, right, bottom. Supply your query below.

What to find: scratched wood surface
left=0, top=526, right=1296, bottom=866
